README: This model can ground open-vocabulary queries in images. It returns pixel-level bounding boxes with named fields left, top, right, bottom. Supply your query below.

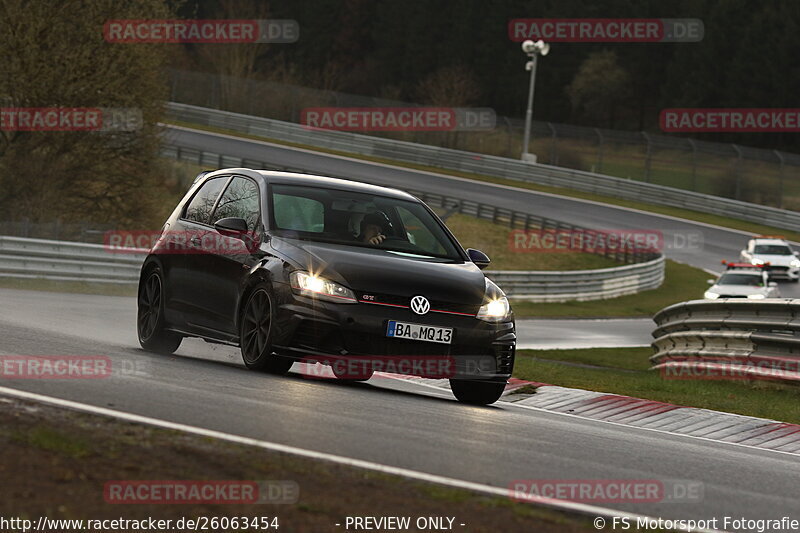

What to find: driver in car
left=358, top=211, right=392, bottom=245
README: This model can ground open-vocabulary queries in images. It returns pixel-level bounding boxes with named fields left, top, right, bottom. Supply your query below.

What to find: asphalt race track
left=1, top=286, right=800, bottom=524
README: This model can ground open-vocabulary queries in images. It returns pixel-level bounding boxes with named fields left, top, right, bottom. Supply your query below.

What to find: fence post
left=687, top=138, right=698, bottom=191
left=548, top=123, right=557, bottom=165
left=595, top=128, right=604, bottom=172
left=642, top=132, right=652, bottom=182
left=732, top=144, right=743, bottom=201
left=774, top=150, right=785, bottom=209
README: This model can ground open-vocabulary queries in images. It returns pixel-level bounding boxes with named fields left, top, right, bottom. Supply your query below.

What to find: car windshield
left=753, top=244, right=792, bottom=255
left=717, top=273, right=764, bottom=286
left=269, top=183, right=463, bottom=261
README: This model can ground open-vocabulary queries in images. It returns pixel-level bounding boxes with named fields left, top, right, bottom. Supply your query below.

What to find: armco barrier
left=165, top=102, right=800, bottom=232
left=0, top=236, right=145, bottom=284
left=651, top=299, right=800, bottom=384
left=488, top=256, right=664, bottom=302
left=1, top=163, right=666, bottom=301
left=0, top=233, right=664, bottom=302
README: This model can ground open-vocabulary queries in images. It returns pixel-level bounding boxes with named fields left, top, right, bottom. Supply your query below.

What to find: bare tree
left=0, top=0, right=174, bottom=227
left=195, top=0, right=271, bottom=112
left=567, top=50, right=631, bottom=128
left=415, top=65, right=480, bottom=107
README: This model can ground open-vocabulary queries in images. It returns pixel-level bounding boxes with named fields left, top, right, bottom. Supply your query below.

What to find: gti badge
left=410, top=295, right=430, bottom=315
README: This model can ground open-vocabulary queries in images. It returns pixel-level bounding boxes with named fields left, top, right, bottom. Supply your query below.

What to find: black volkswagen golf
left=137, top=169, right=516, bottom=405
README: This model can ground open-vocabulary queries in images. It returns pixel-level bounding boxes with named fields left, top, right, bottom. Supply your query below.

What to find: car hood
left=753, top=254, right=795, bottom=266
left=710, top=284, right=767, bottom=296
left=270, top=237, right=488, bottom=304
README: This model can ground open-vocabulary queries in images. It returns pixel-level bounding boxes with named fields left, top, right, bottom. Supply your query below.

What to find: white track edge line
left=0, top=385, right=717, bottom=532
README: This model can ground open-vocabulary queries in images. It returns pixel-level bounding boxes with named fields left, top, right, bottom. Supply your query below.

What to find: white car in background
left=704, top=262, right=780, bottom=300
left=739, top=235, right=800, bottom=282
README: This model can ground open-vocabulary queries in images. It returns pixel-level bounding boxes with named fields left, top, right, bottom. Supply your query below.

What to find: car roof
left=201, top=168, right=418, bottom=202
left=751, top=238, right=787, bottom=245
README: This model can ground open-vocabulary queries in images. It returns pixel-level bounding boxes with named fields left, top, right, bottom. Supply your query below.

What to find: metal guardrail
left=489, top=256, right=664, bottom=301
left=0, top=232, right=664, bottom=302
left=0, top=236, right=145, bottom=284
left=1, top=152, right=666, bottom=301
left=651, top=299, right=800, bottom=384
left=165, top=102, right=800, bottom=231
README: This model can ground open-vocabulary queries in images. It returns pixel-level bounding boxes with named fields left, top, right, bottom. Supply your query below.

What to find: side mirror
left=794, top=251, right=799, bottom=257
left=467, top=248, right=491, bottom=270
left=214, top=217, right=248, bottom=236
left=707, top=279, right=715, bottom=285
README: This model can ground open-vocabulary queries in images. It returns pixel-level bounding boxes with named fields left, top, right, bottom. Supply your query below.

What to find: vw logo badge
left=410, top=295, right=430, bottom=315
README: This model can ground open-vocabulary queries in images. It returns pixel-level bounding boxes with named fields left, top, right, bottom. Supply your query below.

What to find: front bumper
left=271, top=286, right=516, bottom=381
left=766, top=265, right=800, bottom=280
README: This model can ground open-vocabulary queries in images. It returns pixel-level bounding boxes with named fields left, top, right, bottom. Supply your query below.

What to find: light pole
left=520, top=39, right=549, bottom=163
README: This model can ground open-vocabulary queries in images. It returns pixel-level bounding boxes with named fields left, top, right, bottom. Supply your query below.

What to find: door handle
left=189, top=236, right=202, bottom=247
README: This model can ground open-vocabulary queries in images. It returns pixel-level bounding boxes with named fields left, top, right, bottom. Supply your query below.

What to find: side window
left=396, top=206, right=446, bottom=256
left=213, top=177, right=261, bottom=232
left=273, top=193, right=324, bottom=232
left=184, top=177, right=227, bottom=225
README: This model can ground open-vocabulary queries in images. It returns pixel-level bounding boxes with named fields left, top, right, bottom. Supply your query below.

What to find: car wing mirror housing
left=707, top=279, right=715, bottom=285
left=467, top=248, right=491, bottom=270
left=214, top=217, right=249, bottom=237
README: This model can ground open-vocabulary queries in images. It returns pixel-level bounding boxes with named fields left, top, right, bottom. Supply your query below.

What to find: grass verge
left=510, top=260, right=710, bottom=318
left=442, top=214, right=617, bottom=271
left=165, top=120, right=800, bottom=242
left=514, top=348, right=800, bottom=424
left=0, top=397, right=594, bottom=531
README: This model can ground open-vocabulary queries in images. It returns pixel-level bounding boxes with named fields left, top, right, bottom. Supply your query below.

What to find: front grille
left=358, top=291, right=480, bottom=316
left=718, top=295, right=748, bottom=298
left=768, top=266, right=789, bottom=272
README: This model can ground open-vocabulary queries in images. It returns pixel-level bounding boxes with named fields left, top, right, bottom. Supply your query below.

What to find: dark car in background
left=137, top=169, right=516, bottom=404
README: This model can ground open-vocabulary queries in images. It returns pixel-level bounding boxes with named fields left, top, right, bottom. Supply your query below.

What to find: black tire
left=137, top=267, right=182, bottom=354
left=239, top=286, right=293, bottom=374
left=449, top=379, right=506, bottom=405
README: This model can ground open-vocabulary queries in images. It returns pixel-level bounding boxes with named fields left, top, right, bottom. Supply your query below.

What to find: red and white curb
left=391, top=375, right=800, bottom=455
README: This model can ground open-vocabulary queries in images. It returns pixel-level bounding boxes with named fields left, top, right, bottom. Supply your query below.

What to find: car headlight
left=290, top=271, right=356, bottom=303
left=747, top=294, right=766, bottom=299
left=791, top=259, right=800, bottom=268
left=477, top=297, right=511, bottom=322
left=752, top=259, right=765, bottom=265
left=704, top=291, right=720, bottom=299
left=476, top=280, right=511, bottom=322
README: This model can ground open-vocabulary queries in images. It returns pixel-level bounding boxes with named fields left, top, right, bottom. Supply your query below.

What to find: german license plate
left=386, top=321, right=453, bottom=344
